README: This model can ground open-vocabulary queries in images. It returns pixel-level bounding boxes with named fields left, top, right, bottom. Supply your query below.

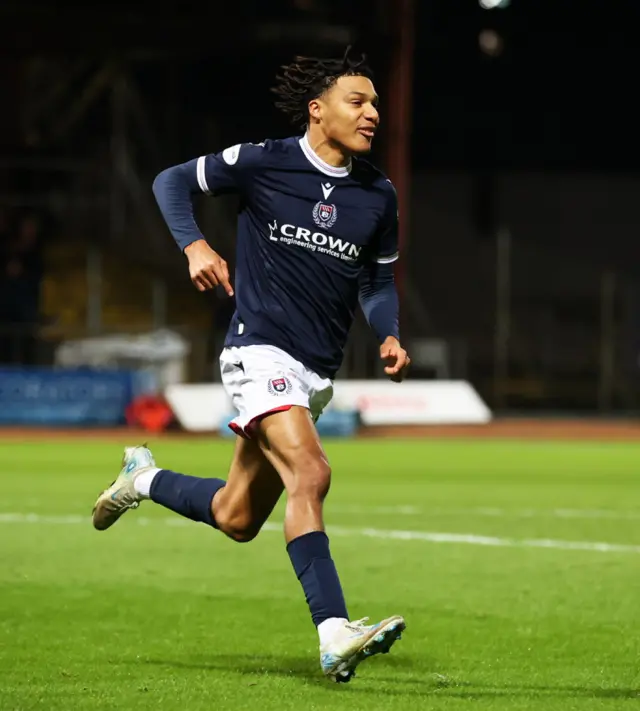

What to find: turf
left=1, top=438, right=639, bottom=710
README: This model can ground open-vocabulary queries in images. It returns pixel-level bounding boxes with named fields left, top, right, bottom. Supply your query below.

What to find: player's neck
left=304, top=129, right=351, bottom=168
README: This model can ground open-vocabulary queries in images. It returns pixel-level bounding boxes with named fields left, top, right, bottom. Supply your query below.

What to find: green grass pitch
left=1, top=437, right=639, bottom=710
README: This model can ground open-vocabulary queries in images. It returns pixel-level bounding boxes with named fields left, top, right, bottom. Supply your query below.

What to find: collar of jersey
left=299, top=134, right=352, bottom=177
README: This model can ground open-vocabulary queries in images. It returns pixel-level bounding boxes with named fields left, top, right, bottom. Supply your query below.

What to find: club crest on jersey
left=267, top=376, right=292, bottom=396
left=313, top=201, right=338, bottom=229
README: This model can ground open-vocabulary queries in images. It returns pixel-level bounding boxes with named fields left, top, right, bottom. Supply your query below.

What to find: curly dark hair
left=271, top=46, right=374, bottom=130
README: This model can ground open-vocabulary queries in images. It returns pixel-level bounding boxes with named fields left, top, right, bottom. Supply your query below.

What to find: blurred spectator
left=0, top=209, right=45, bottom=364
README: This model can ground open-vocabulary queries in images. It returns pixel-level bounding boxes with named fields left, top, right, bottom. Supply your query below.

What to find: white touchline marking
left=330, top=505, right=422, bottom=515
left=471, top=507, right=640, bottom=520
left=6, top=505, right=640, bottom=521
left=7, top=502, right=639, bottom=521
left=1, top=513, right=639, bottom=554
left=329, top=505, right=640, bottom=521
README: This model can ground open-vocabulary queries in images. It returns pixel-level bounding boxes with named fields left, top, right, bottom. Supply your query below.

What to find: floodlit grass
left=1, top=438, right=639, bottom=710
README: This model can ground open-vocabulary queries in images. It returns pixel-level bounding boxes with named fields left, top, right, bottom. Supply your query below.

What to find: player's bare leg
left=254, top=406, right=405, bottom=682
left=211, top=436, right=284, bottom=542
left=256, top=406, right=330, bottom=541
left=92, top=437, right=283, bottom=542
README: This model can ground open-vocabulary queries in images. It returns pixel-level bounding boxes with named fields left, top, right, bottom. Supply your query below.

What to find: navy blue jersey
left=153, top=134, right=399, bottom=379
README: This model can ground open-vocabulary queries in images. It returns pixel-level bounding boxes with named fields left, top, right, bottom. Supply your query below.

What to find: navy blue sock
left=287, top=531, right=349, bottom=626
left=149, top=470, right=225, bottom=528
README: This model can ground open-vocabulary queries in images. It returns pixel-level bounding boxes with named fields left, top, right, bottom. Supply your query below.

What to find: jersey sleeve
left=195, top=141, right=267, bottom=196
left=371, top=180, right=400, bottom=264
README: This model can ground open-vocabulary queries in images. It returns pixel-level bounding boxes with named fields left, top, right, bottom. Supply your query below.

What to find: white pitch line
left=330, top=505, right=422, bottom=515
left=8, top=503, right=640, bottom=521
left=1, top=512, right=639, bottom=554
left=329, top=505, right=640, bottom=521
left=470, top=507, right=640, bottom=521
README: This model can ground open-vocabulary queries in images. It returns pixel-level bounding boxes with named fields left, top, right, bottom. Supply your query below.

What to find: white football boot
left=92, top=445, right=156, bottom=531
left=320, top=615, right=406, bottom=682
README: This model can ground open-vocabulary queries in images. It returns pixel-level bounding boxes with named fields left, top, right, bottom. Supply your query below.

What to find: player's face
left=316, top=75, right=380, bottom=155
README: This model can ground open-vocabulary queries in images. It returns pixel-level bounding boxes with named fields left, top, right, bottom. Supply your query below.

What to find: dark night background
left=1, top=0, right=640, bottom=411
left=3, top=0, right=639, bottom=168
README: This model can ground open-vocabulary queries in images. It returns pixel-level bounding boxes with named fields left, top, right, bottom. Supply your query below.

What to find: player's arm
left=358, top=182, right=410, bottom=382
left=151, top=143, right=262, bottom=294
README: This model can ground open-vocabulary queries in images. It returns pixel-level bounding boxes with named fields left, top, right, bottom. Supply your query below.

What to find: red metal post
left=383, top=0, right=415, bottom=317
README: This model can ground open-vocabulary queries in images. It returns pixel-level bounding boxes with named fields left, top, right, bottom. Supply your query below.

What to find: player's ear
left=308, top=99, right=322, bottom=123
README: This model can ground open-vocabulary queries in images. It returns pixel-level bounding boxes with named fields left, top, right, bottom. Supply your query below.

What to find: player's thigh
left=216, top=435, right=284, bottom=534
left=253, top=405, right=331, bottom=499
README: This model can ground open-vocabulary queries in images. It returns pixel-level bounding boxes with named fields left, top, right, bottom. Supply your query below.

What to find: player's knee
left=227, top=525, right=260, bottom=544
left=215, top=507, right=260, bottom=543
left=289, top=457, right=332, bottom=503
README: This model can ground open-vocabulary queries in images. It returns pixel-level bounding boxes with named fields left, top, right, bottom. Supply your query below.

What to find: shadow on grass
left=142, top=656, right=639, bottom=700
left=142, top=653, right=433, bottom=695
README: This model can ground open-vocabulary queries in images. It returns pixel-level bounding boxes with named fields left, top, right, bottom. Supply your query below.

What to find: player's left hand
left=380, top=336, right=410, bottom=382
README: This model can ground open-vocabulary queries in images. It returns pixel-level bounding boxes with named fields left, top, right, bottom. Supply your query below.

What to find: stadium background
left=2, top=0, right=640, bottom=425
left=1, top=3, right=640, bottom=710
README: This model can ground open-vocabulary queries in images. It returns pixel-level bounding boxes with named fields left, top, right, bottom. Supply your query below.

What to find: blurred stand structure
left=0, top=0, right=638, bottom=415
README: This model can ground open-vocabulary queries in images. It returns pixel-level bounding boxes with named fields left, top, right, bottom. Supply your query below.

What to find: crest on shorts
left=267, top=376, right=292, bottom=396
left=312, top=201, right=337, bottom=228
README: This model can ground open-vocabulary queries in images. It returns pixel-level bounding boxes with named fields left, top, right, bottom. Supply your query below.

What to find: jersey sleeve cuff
left=374, top=251, right=399, bottom=264
left=196, top=156, right=211, bottom=194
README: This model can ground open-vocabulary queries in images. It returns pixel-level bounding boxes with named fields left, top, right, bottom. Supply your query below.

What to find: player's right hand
left=184, top=239, right=234, bottom=296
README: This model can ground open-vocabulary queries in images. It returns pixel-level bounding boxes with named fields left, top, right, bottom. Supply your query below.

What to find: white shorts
left=219, top=344, right=334, bottom=438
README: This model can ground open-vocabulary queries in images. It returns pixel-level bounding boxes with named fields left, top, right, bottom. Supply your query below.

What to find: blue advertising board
left=0, top=367, right=136, bottom=426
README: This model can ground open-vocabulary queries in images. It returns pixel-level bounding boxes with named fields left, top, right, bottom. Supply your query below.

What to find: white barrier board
left=165, top=384, right=230, bottom=432
left=327, top=380, right=491, bottom=426
left=165, top=380, right=491, bottom=432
